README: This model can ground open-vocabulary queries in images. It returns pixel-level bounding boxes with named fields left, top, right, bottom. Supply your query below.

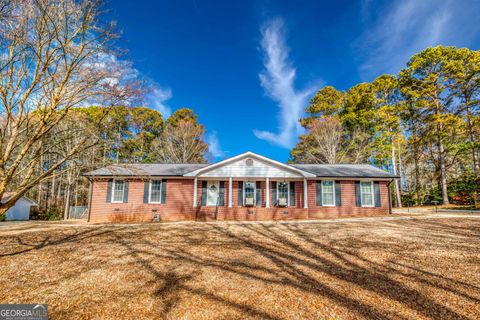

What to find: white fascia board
left=183, top=151, right=315, bottom=177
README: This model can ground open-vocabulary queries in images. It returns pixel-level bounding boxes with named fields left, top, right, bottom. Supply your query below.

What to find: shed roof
left=1, top=193, right=38, bottom=205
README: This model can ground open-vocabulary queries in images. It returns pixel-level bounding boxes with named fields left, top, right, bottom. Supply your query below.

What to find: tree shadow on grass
left=282, top=222, right=480, bottom=305
left=112, top=231, right=283, bottom=320
left=0, top=227, right=122, bottom=257
left=117, top=220, right=479, bottom=319
left=7, top=219, right=477, bottom=319
left=232, top=223, right=470, bottom=319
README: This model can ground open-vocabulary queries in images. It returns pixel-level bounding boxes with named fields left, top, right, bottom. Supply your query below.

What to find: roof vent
left=245, top=158, right=254, bottom=166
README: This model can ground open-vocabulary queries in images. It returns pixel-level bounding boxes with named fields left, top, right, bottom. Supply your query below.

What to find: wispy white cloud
left=94, top=53, right=173, bottom=116
left=206, top=131, right=227, bottom=159
left=253, top=18, right=317, bottom=149
left=145, top=86, right=173, bottom=117
left=356, top=0, right=480, bottom=80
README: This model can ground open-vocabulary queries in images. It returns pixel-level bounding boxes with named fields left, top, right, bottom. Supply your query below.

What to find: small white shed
left=2, top=193, right=38, bottom=221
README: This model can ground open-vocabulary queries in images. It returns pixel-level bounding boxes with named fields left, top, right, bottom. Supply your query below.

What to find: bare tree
left=344, top=127, right=373, bottom=164
left=0, top=0, right=135, bottom=215
left=152, top=120, right=208, bottom=164
left=304, top=117, right=344, bottom=164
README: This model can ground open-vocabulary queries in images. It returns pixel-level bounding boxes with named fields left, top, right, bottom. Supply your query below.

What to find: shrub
left=30, top=207, right=63, bottom=221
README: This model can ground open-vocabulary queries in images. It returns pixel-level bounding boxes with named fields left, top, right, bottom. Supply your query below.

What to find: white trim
left=148, top=180, right=163, bottom=204
left=321, top=180, right=335, bottom=207
left=228, top=177, right=233, bottom=208
left=304, top=178, right=308, bottom=208
left=183, top=151, right=315, bottom=177
left=265, top=177, right=270, bottom=208
left=193, top=177, right=198, bottom=207
left=111, top=179, right=125, bottom=203
left=360, top=181, right=375, bottom=207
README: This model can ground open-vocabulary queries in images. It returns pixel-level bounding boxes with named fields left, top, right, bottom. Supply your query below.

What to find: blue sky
left=106, top=0, right=480, bottom=162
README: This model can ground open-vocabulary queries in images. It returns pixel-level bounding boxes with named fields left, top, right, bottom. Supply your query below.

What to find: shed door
left=206, top=181, right=220, bottom=206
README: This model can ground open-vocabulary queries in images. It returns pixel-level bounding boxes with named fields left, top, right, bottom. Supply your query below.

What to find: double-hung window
left=112, top=180, right=125, bottom=203
left=149, top=180, right=162, bottom=203
left=360, top=181, right=374, bottom=207
left=321, top=181, right=335, bottom=206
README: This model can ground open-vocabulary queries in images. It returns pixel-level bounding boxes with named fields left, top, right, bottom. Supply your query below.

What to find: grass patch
left=1, top=217, right=479, bottom=319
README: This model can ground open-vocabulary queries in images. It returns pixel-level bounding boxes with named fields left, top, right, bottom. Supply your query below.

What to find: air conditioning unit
left=245, top=197, right=255, bottom=206
left=278, top=198, right=288, bottom=207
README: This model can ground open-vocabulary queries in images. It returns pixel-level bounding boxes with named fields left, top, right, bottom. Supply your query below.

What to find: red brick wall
left=89, top=178, right=390, bottom=223
left=307, top=180, right=390, bottom=219
left=89, top=178, right=196, bottom=223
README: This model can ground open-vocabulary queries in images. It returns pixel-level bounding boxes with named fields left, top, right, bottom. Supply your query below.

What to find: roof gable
left=184, top=152, right=315, bottom=178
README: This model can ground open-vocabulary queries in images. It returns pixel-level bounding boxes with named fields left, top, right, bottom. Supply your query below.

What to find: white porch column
left=265, top=177, right=270, bottom=208
left=303, top=178, right=308, bottom=208
left=228, top=177, right=233, bottom=208
left=193, top=177, right=198, bottom=207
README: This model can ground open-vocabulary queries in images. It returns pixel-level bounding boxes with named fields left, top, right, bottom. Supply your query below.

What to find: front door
left=206, top=181, right=220, bottom=206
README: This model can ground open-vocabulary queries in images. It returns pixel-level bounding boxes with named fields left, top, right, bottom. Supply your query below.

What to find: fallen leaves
left=0, top=217, right=479, bottom=319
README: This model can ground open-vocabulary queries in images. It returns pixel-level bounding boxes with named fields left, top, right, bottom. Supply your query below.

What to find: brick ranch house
left=85, top=151, right=398, bottom=223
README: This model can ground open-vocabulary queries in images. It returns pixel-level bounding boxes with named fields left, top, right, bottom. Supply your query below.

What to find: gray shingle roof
left=84, top=164, right=209, bottom=176
left=290, top=164, right=397, bottom=178
left=84, top=162, right=396, bottom=178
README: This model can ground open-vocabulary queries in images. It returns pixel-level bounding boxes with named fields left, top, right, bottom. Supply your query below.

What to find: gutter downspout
left=87, top=178, right=93, bottom=222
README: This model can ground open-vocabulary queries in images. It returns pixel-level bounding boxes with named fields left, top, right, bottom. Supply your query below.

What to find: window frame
left=243, top=181, right=256, bottom=206
left=276, top=181, right=290, bottom=205
left=111, top=179, right=125, bottom=203
left=321, top=180, right=335, bottom=207
left=149, top=180, right=163, bottom=204
left=206, top=181, right=220, bottom=206
left=360, top=181, right=374, bottom=207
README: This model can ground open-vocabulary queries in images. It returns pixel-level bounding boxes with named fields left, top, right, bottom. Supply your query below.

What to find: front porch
left=193, top=178, right=309, bottom=210
left=193, top=200, right=310, bottom=221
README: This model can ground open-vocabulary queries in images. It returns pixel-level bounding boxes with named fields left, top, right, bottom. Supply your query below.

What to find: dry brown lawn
left=0, top=216, right=479, bottom=319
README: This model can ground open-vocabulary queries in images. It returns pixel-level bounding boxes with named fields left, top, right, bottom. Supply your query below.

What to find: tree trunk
left=57, top=181, right=63, bottom=203
left=116, top=126, right=121, bottom=164
left=391, top=143, right=402, bottom=207
left=397, top=140, right=404, bottom=174
left=412, top=128, right=421, bottom=205
left=64, top=183, right=71, bottom=220
left=465, top=105, right=479, bottom=176
left=37, top=148, right=44, bottom=208
left=438, top=140, right=449, bottom=205
left=74, top=181, right=78, bottom=207
left=48, top=174, right=56, bottom=209
left=414, top=154, right=421, bottom=205
left=0, top=207, right=8, bottom=218
left=37, top=183, right=43, bottom=209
